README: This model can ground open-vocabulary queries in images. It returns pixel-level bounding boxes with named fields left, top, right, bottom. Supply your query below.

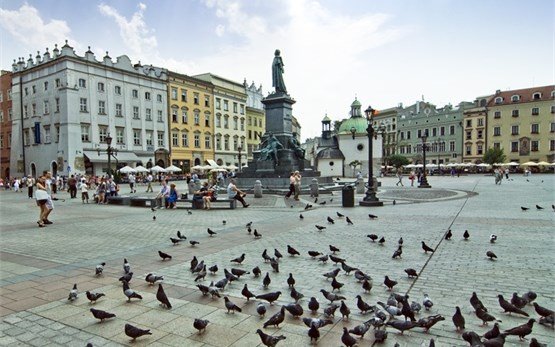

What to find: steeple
left=322, top=114, right=332, bottom=139
left=350, top=97, right=362, bottom=118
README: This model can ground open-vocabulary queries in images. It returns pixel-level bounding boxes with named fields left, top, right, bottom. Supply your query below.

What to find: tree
left=387, top=154, right=410, bottom=168
left=482, top=147, right=506, bottom=165
left=349, top=160, right=362, bottom=176
left=333, top=120, right=343, bottom=133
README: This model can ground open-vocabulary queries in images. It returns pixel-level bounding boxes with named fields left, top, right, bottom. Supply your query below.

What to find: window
left=531, top=107, right=539, bottom=115
left=24, top=129, right=30, bottom=146
left=247, top=117, right=252, bottom=126
left=132, top=89, right=138, bottom=98
left=465, top=145, right=471, bottom=155
left=181, top=133, right=188, bottom=147
left=240, top=118, right=245, bottom=131
left=43, top=100, right=49, bottom=114
left=205, top=114, right=210, bottom=127
left=172, top=108, right=178, bottom=123
left=55, top=98, right=60, bottom=113
left=432, top=128, right=437, bottom=137
left=181, top=89, right=187, bottom=102
left=532, top=92, right=541, bottom=100
left=205, top=95, right=210, bottom=107
left=133, top=129, right=141, bottom=145
left=55, top=125, right=59, bottom=143
left=32, top=103, right=36, bottom=116
left=511, top=95, right=520, bottom=102
left=224, top=136, right=229, bottom=150
left=81, top=124, right=90, bottom=142
left=194, top=93, right=199, bottom=105
left=97, top=82, right=105, bottom=92
left=531, top=140, right=539, bottom=152
left=115, top=85, right=122, bottom=95
left=494, top=111, right=501, bottom=119
left=406, top=131, right=411, bottom=140
left=194, top=111, right=200, bottom=125
left=116, top=104, right=123, bottom=117
left=223, top=100, right=229, bottom=111
left=145, top=92, right=151, bottom=100
left=512, top=109, right=519, bottom=117
left=55, top=78, right=61, bottom=88
left=44, top=81, right=48, bottom=91
left=493, top=142, right=500, bottom=150
left=99, top=126, right=108, bottom=143
left=145, top=108, right=152, bottom=121
left=8, top=108, right=12, bottom=120
left=511, top=125, right=519, bottom=135
left=79, top=79, right=86, bottom=88
left=172, top=132, right=179, bottom=146
left=551, top=105, right=555, bottom=114
left=181, top=109, right=188, bottom=124
left=0, top=111, right=3, bottom=122
left=133, top=106, right=140, bottom=119
left=449, top=141, right=455, bottom=152
left=466, top=130, right=472, bottom=140
left=551, top=140, right=555, bottom=151
left=116, top=127, right=124, bottom=144
left=32, top=85, right=36, bottom=94
left=24, top=105, right=28, bottom=118
left=157, top=132, right=164, bottom=147
left=493, top=127, right=501, bottom=136
left=98, top=101, right=106, bottom=114
left=205, top=135, right=211, bottom=149
left=80, top=98, right=88, bottom=112
left=233, top=117, right=238, bottom=130
left=511, top=141, right=518, bottom=152
left=494, top=97, right=502, bottom=104
left=240, top=104, right=245, bottom=115
left=157, top=110, right=163, bottom=122
left=224, top=115, right=229, bottom=129
left=551, top=122, right=555, bottom=132
left=531, top=123, right=539, bottom=134
left=477, top=129, right=483, bottom=139
left=146, top=131, right=153, bottom=146
left=449, top=125, right=455, bottom=135
left=216, top=136, right=221, bottom=150
left=233, top=137, right=238, bottom=151
left=24, top=87, right=28, bottom=96
left=171, top=88, right=177, bottom=100
left=216, top=98, right=221, bottom=109
left=466, top=119, right=472, bottom=127
left=399, top=131, right=404, bottom=140
left=157, top=94, right=162, bottom=102
left=216, top=115, right=221, bottom=127
left=194, top=134, right=200, bottom=148
left=477, top=144, right=483, bottom=155
left=0, top=134, right=3, bottom=148
left=478, top=118, right=484, bottom=127
left=233, top=102, right=238, bottom=113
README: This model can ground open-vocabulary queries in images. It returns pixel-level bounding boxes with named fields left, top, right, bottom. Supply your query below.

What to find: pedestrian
left=35, top=176, right=49, bottom=228
left=27, top=175, right=35, bottom=198
left=417, top=170, right=422, bottom=183
left=227, top=178, right=249, bottom=208
left=285, top=172, right=295, bottom=199
left=146, top=173, right=154, bottom=192
left=80, top=179, right=89, bottom=203
left=13, top=177, right=20, bottom=192
left=395, top=168, right=404, bottom=187
left=41, top=171, right=55, bottom=224
left=504, top=168, right=509, bottom=180
left=409, top=171, right=416, bottom=187
left=294, top=171, right=302, bottom=201
left=128, top=174, right=136, bottom=193
left=68, top=175, right=77, bottom=198
left=96, top=178, right=107, bottom=203
left=494, top=168, right=502, bottom=185
left=155, top=180, right=170, bottom=209
left=109, top=179, right=117, bottom=197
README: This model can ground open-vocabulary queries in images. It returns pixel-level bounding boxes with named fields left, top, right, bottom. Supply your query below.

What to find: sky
left=1, top=0, right=553, bottom=140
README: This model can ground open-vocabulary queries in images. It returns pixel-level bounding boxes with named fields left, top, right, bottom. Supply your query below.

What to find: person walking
left=80, top=179, right=90, bottom=203
left=96, top=178, right=107, bottom=203
left=293, top=171, right=302, bottom=201
left=227, top=179, right=249, bottom=208
left=35, top=176, right=49, bottom=228
left=409, top=171, right=416, bottom=187
left=68, top=175, right=78, bottom=198
left=145, top=174, right=154, bottom=192
left=285, top=172, right=295, bottom=199
left=27, top=175, right=35, bottom=199
left=42, top=171, right=55, bottom=224
left=128, top=174, right=136, bottom=193
left=395, top=168, right=404, bottom=187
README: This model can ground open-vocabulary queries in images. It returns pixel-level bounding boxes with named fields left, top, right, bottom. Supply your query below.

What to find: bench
left=106, top=195, right=131, bottom=205
left=176, top=198, right=236, bottom=209
left=129, top=196, right=158, bottom=207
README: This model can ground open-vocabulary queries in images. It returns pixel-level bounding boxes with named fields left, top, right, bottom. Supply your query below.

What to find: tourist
left=146, top=173, right=154, bottom=192
left=68, top=175, right=77, bottom=198
left=27, top=175, right=35, bottom=199
left=35, top=176, right=49, bottom=228
left=42, top=171, right=55, bottom=224
left=294, top=171, right=302, bottom=201
left=109, top=179, right=118, bottom=197
left=285, top=172, right=295, bottom=199
left=13, top=177, right=20, bottom=192
left=395, top=168, right=404, bottom=187
left=227, top=178, right=249, bottom=208
left=166, top=183, right=179, bottom=209
left=494, top=168, right=502, bottom=185
left=192, top=182, right=208, bottom=209
left=156, top=180, right=170, bottom=209
left=128, top=174, right=136, bottom=193
left=409, top=171, right=416, bottom=187
left=203, top=183, right=217, bottom=210
left=504, top=168, right=509, bottom=180
left=96, top=178, right=107, bottom=203
left=80, top=179, right=89, bottom=204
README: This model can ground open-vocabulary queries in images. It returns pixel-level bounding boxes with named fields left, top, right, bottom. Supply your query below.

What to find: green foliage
left=349, top=160, right=362, bottom=168
left=387, top=154, right=410, bottom=168
left=482, top=147, right=506, bottom=165
left=333, top=120, right=343, bottom=133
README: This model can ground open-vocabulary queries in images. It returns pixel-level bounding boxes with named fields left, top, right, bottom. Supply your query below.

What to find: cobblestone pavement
left=0, top=174, right=553, bottom=346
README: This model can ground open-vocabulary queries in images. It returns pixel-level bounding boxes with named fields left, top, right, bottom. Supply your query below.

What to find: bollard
left=310, top=178, right=319, bottom=197
left=356, top=177, right=365, bottom=194
left=254, top=180, right=263, bottom=198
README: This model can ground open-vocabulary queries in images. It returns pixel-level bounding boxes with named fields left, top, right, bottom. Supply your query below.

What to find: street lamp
left=360, top=106, right=384, bottom=207
left=435, top=137, right=442, bottom=175
left=237, top=146, right=243, bottom=173
left=350, top=127, right=357, bottom=140
left=419, top=135, right=431, bottom=188
left=97, top=133, right=118, bottom=177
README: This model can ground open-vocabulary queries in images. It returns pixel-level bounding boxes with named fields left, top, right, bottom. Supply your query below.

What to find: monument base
left=359, top=200, right=384, bottom=207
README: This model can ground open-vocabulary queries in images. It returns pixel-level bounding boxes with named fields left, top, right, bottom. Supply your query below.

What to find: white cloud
left=0, top=4, right=72, bottom=52
left=201, top=0, right=266, bottom=39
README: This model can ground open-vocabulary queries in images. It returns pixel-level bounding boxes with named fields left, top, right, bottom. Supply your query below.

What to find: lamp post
left=97, top=134, right=117, bottom=178
left=435, top=137, right=442, bottom=175
left=360, top=106, right=384, bottom=207
left=419, top=135, right=431, bottom=188
left=237, top=146, right=243, bottom=173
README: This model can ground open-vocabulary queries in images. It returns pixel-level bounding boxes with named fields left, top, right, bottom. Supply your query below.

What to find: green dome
left=338, top=117, right=368, bottom=134
left=351, top=98, right=362, bottom=107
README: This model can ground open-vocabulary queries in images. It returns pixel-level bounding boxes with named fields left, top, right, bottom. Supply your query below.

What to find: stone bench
left=106, top=195, right=131, bottom=205
left=176, top=198, right=236, bottom=210
left=129, top=196, right=158, bottom=207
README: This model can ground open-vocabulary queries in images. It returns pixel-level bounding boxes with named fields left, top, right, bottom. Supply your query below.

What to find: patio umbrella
left=118, top=165, right=136, bottom=174
left=476, top=163, right=491, bottom=167
left=191, top=165, right=204, bottom=170
left=520, top=161, right=538, bottom=166
left=502, top=162, right=519, bottom=166
left=537, top=161, right=551, bottom=166
left=226, top=164, right=238, bottom=170
left=404, top=164, right=416, bottom=168
left=134, top=165, right=149, bottom=173
left=165, top=165, right=182, bottom=172
left=150, top=165, right=167, bottom=172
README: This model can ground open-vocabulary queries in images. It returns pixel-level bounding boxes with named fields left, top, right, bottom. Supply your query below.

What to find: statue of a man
left=272, top=49, right=287, bottom=94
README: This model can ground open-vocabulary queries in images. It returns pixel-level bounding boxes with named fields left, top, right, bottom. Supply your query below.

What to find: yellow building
left=486, top=85, right=555, bottom=163
left=462, top=95, right=491, bottom=163
left=167, top=71, right=214, bottom=171
left=244, top=80, right=265, bottom=163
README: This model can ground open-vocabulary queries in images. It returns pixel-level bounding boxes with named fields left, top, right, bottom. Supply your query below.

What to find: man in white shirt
left=128, top=174, right=136, bottom=193
left=227, top=179, right=249, bottom=208
left=156, top=181, right=170, bottom=208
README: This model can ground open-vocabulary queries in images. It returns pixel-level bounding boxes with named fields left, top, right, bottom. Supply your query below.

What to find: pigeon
left=156, top=284, right=172, bottom=309
left=521, top=206, right=529, bottom=211
left=401, top=298, right=416, bottom=321
left=393, top=199, right=396, bottom=205
left=284, top=303, right=303, bottom=318
left=470, top=292, right=488, bottom=312
left=190, top=256, right=198, bottom=271
left=222, top=220, right=226, bottom=224
left=287, top=245, right=300, bottom=256
left=422, top=241, right=434, bottom=253
left=378, top=301, right=401, bottom=316
left=483, top=322, right=501, bottom=339
left=192, top=260, right=205, bottom=274
left=241, top=284, right=255, bottom=301
left=320, top=289, right=346, bottom=303
left=68, top=284, right=78, bottom=301
left=536, top=204, right=544, bottom=210
left=122, top=281, right=142, bottom=301
left=384, top=276, right=397, bottom=291
left=329, top=254, right=345, bottom=265
left=308, top=297, right=320, bottom=313
left=145, top=273, right=163, bottom=284
left=187, top=210, right=192, bottom=215
left=253, top=229, right=262, bottom=238
left=123, top=258, right=131, bottom=274
left=486, top=251, right=497, bottom=260
left=461, top=331, right=482, bottom=346
left=230, top=253, right=246, bottom=264
left=151, top=207, right=156, bottom=212
left=90, top=308, right=115, bottom=322
left=263, top=272, right=271, bottom=288
left=308, top=324, right=320, bottom=343
left=305, top=203, right=313, bottom=210
left=299, top=213, right=304, bottom=219
left=341, top=327, right=357, bottom=346
left=539, top=315, right=553, bottom=327
left=177, top=230, right=187, bottom=239
left=170, top=237, right=182, bottom=245
left=476, top=307, right=501, bottom=325
left=392, top=246, right=403, bottom=259
left=290, top=287, right=304, bottom=303
left=327, top=216, right=335, bottom=224
left=367, top=234, right=378, bottom=242
left=256, top=291, right=282, bottom=305
left=341, top=262, right=358, bottom=275
left=208, top=282, right=221, bottom=298
left=189, top=240, right=200, bottom=246
left=356, top=295, right=372, bottom=314
left=153, top=216, right=156, bottom=221
left=308, top=251, right=322, bottom=258
left=256, top=328, right=286, bottom=346
left=378, top=236, right=386, bottom=245
left=247, top=226, right=252, bottom=234
left=214, top=277, right=228, bottom=290
left=324, top=304, right=339, bottom=317
left=263, top=306, right=286, bottom=328
left=463, top=230, right=470, bottom=240
left=207, top=228, right=217, bottom=236
left=354, top=269, right=371, bottom=282
left=336, top=211, right=344, bottom=218
left=511, top=293, right=528, bottom=309
left=319, top=201, right=326, bottom=205
left=522, top=291, right=537, bottom=304
left=246, top=221, right=253, bottom=228
left=329, top=244, right=340, bottom=253
left=398, top=237, right=404, bottom=245
left=303, top=317, right=333, bottom=329
left=124, top=323, right=152, bottom=340
left=194, top=266, right=207, bottom=282
left=368, top=214, right=378, bottom=219
left=252, top=266, right=261, bottom=277
left=530, top=338, right=548, bottom=347
left=417, top=314, right=445, bottom=332
left=362, top=279, right=372, bottom=292
left=262, top=249, right=271, bottom=262
left=95, top=262, right=105, bottom=276
left=346, top=216, right=353, bottom=225
left=158, top=251, right=172, bottom=260
left=318, top=254, right=329, bottom=263
left=452, top=306, right=465, bottom=331
left=85, top=291, right=105, bottom=303
left=257, top=302, right=267, bottom=316
left=374, top=329, right=388, bottom=342
left=223, top=296, right=242, bottom=313
left=231, top=268, right=249, bottom=278
left=119, top=272, right=133, bottom=283
left=315, top=225, right=326, bottom=231
left=287, top=273, right=295, bottom=288
left=423, top=294, right=434, bottom=310
left=490, top=234, right=497, bottom=243
left=386, top=319, right=418, bottom=334
left=533, top=302, right=554, bottom=318
left=405, top=268, right=418, bottom=278
left=445, top=229, right=452, bottom=240
left=331, top=277, right=344, bottom=291
left=274, top=249, right=283, bottom=261
left=196, top=284, right=210, bottom=296
left=349, top=322, right=370, bottom=338
left=498, top=294, right=529, bottom=316
left=193, top=318, right=209, bottom=333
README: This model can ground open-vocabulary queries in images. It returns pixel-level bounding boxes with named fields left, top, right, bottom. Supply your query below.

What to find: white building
left=10, top=42, right=168, bottom=177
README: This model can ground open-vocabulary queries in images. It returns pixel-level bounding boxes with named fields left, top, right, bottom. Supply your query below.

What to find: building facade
left=486, top=85, right=555, bottom=163
left=244, top=80, right=264, bottom=163
left=0, top=71, right=13, bottom=179
left=462, top=95, right=491, bottom=163
left=194, top=73, right=247, bottom=167
left=167, top=71, right=214, bottom=172
left=372, top=105, right=399, bottom=167
left=10, top=42, right=168, bottom=177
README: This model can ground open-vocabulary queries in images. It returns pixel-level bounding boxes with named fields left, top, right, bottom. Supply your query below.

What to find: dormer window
left=494, top=97, right=503, bottom=104
left=511, top=95, right=520, bottom=102
left=532, top=92, right=541, bottom=100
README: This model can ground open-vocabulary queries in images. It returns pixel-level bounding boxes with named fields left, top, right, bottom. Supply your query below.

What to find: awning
left=206, top=159, right=219, bottom=167
left=84, top=150, right=140, bottom=163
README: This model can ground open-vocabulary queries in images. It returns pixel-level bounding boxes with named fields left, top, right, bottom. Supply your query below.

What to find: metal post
left=360, top=106, right=383, bottom=206
left=238, top=146, right=242, bottom=173
left=419, top=135, right=431, bottom=188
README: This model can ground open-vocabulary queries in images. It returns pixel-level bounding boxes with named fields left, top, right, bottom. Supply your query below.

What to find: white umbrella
left=404, top=164, right=416, bottom=168
left=191, top=165, right=204, bottom=170
left=165, top=165, right=182, bottom=172
left=414, top=164, right=424, bottom=168
left=210, top=168, right=228, bottom=173
left=502, top=162, right=519, bottom=166
left=226, top=164, right=238, bottom=170
left=150, top=165, right=167, bottom=172
left=537, top=161, right=551, bottom=166
left=477, top=163, right=491, bottom=167
left=118, top=165, right=136, bottom=174
left=201, top=165, right=213, bottom=170
left=521, top=161, right=538, bottom=166
left=134, top=165, right=149, bottom=173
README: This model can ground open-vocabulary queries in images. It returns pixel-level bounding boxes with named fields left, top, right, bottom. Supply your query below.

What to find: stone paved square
left=0, top=175, right=554, bottom=346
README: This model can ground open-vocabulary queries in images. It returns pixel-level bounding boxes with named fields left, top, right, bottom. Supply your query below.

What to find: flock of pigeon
left=65, top=202, right=553, bottom=346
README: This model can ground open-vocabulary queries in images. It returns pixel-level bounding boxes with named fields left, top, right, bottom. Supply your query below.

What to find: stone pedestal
left=254, top=180, right=263, bottom=198
left=310, top=178, right=319, bottom=197
left=356, top=178, right=365, bottom=194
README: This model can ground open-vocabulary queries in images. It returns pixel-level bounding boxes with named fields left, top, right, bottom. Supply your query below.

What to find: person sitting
left=156, top=181, right=170, bottom=208
left=166, top=183, right=178, bottom=209
left=193, top=182, right=209, bottom=209
left=227, top=179, right=249, bottom=208
left=203, top=183, right=217, bottom=210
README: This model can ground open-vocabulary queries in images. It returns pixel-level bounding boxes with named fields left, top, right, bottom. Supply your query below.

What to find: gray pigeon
left=320, top=289, right=346, bottom=303
left=256, top=302, right=267, bottom=316
left=349, top=322, right=370, bottom=338
left=68, top=284, right=78, bottom=301
left=386, top=319, right=418, bottom=334
left=452, top=306, right=465, bottom=331
left=85, top=291, right=105, bottom=303
left=193, top=318, right=209, bottom=333
left=241, top=284, right=255, bottom=301
left=263, top=306, right=285, bottom=328
left=124, top=323, right=151, bottom=340
left=283, top=303, right=303, bottom=318
left=256, top=291, right=281, bottom=305
left=341, top=327, right=357, bottom=347
left=156, top=283, right=172, bottom=309
left=122, top=280, right=142, bottom=301
left=145, top=273, right=163, bottom=284
left=123, top=258, right=131, bottom=274
left=224, top=296, right=242, bottom=313
left=95, top=262, right=105, bottom=276
left=256, top=328, right=286, bottom=346
left=90, top=308, right=115, bottom=322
